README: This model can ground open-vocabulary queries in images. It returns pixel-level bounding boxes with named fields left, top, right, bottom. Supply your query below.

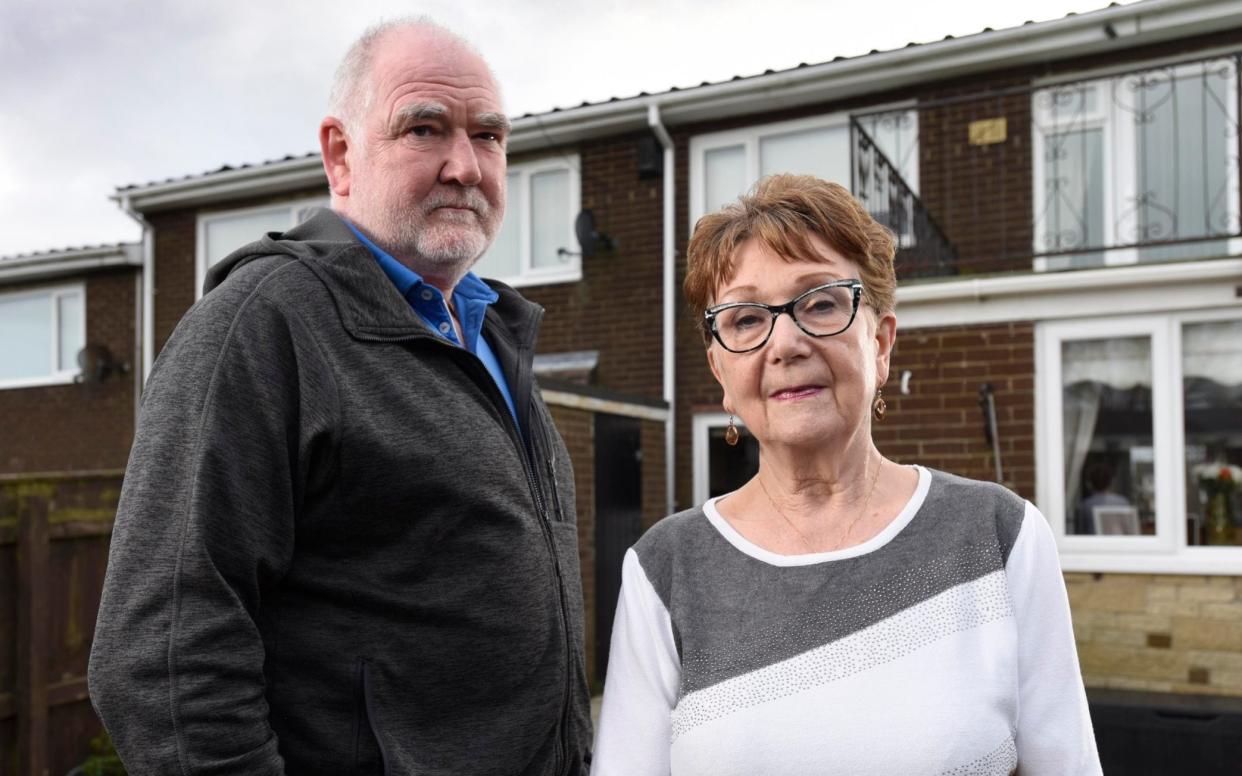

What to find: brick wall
left=513, top=137, right=665, bottom=401
left=0, top=269, right=138, bottom=475
left=150, top=207, right=197, bottom=354
left=876, top=321, right=1036, bottom=498
left=918, top=80, right=1033, bottom=274
left=1068, top=573, right=1242, bottom=697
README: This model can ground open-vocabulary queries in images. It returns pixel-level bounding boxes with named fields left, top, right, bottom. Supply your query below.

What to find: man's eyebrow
left=393, top=102, right=447, bottom=124
left=474, top=112, right=511, bottom=133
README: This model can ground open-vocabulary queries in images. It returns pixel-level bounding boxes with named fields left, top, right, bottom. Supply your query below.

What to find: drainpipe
left=647, top=103, right=676, bottom=516
left=116, top=194, right=154, bottom=392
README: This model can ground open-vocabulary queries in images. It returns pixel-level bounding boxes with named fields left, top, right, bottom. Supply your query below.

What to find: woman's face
left=707, top=235, right=896, bottom=455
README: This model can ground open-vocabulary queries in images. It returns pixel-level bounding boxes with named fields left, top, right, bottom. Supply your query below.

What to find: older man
left=88, top=19, right=592, bottom=776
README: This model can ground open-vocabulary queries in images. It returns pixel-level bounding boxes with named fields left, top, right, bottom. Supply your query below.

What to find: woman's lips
left=770, top=385, right=823, bottom=400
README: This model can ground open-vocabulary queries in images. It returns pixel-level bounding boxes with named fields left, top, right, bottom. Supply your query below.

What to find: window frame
left=693, top=412, right=731, bottom=506
left=1036, top=307, right=1242, bottom=574
left=689, top=104, right=919, bottom=234
left=689, top=112, right=852, bottom=231
left=477, top=155, right=582, bottom=288
left=1030, top=58, right=1242, bottom=272
left=195, top=196, right=328, bottom=300
left=0, top=283, right=86, bottom=390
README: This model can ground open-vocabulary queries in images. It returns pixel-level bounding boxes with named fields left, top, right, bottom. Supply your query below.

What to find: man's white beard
left=368, top=186, right=501, bottom=275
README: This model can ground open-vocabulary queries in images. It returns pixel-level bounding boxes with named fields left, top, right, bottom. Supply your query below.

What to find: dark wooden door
left=594, top=413, right=642, bottom=680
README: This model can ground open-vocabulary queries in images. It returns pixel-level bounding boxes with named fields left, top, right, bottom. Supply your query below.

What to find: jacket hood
left=204, top=207, right=369, bottom=295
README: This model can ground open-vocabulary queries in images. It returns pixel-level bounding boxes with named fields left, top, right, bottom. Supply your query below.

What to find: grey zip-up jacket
left=88, top=209, right=592, bottom=775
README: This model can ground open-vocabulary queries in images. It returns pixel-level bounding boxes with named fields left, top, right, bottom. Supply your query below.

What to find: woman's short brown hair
left=684, top=174, right=897, bottom=343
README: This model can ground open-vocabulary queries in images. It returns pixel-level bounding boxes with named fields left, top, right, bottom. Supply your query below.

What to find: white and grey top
left=593, top=466, right=1102, bottom=776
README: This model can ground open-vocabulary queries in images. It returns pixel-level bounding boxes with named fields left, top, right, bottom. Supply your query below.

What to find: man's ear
left=320, top=118, right=352, bottom=198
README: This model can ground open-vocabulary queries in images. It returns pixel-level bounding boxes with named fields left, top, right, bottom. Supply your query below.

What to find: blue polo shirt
left=344, top=221, right=521, bottom=434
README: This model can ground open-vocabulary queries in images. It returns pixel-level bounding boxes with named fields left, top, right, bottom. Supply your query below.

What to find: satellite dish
left=573, top=210, right=616, bottom=258
left=75, top=344, right=128, bottom=384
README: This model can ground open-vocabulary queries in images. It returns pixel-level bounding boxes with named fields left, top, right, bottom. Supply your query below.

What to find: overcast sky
left=0, top=0, right=1131, bottom=258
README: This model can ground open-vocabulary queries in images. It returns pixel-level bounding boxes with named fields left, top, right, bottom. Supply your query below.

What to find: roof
left=0, top=243, right=142, bottom=285
left=114, top=0, right=1242, bottom=212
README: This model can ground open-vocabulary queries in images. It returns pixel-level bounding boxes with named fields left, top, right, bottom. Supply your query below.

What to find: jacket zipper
left=399, top=332, right=574, bottom=775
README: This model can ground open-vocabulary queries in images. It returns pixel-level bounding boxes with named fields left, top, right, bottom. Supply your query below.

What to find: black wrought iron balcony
left=849, top=51, right=1242, bottom=280
left=850, top=116, right=959, bottom=280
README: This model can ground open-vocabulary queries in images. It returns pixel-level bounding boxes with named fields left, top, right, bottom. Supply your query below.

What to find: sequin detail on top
left=936, top=735, right=1018, bottom=776
left=679, top=540, right=1007, bottom=696
left=670, top=569, right=1014, bottom=739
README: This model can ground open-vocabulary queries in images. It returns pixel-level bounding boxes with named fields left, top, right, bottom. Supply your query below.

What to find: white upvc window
left=1031, top=57, right=1242, bottom=272
left=692, top=412, right=760, bottom=505
left=474, top=156, right=581, bottom=287
left=0, top=284, right=85, bottom=390
left=1036, top=310, right=1242, bottom=573
left=196, top=197, right=327, bottom=299
left=689, top=109, right=919, bottom=229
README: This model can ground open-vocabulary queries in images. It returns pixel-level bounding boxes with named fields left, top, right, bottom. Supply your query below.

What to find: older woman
left=593, top=175, right=1100, bottom=775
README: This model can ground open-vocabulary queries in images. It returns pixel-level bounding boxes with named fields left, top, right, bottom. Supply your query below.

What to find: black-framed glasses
left=704, top=279, right=864, bottom=353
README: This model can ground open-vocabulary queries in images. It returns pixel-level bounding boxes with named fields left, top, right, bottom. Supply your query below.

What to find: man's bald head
left=329, top=17, right=500, bottom=142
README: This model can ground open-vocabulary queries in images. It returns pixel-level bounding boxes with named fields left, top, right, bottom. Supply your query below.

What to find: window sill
left=1060, top=549, right=1242, bottom=576
left=483, top=268, right=582, bottom=289
left=0, top=373, right=80, bottom=391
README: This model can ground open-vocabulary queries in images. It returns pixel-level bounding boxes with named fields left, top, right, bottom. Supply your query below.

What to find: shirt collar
left=343, top=219, right=500, bottom=350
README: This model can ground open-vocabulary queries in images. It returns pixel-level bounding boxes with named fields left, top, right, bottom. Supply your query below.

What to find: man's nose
left=440, top=131, right=482, bottom=186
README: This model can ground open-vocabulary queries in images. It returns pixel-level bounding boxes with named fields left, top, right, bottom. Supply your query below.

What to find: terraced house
left=3, top=0, right=1241, bottom=771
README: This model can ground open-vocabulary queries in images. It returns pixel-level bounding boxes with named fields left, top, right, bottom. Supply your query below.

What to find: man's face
left=345, top=29, right=508, bottom=275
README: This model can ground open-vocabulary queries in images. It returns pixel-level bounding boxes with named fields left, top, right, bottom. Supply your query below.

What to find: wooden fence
left=1, top=472, right=121, bottom=776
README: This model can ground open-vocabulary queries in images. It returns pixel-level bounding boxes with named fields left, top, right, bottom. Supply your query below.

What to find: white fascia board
left=0, top=245, right=143, bottom=285
left=896, top=258, right=1242, bottom=329
left=117, top=157, right=327, bottom=213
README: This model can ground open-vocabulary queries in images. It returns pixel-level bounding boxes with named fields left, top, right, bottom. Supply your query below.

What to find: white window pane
left=1040, top=129, right=1105, bottom=269
left=57, top=293, right=83, bottom=372
left=476, top=172, right=522, bottom=278
left=759, top=125, right=849, bottom=187
left=704, top=145, right=746, bottom=213
left=1137, top=63, right=1234, bottom=262
left=0, top=293, right=53, bottom=381
left=1182, top=319, right=1242, bottom=547
left=1062, top=336, right=1154, bottom=536
left=531, top=169, right=571, bottom=269
left=204, top=209, right=293, bottom=267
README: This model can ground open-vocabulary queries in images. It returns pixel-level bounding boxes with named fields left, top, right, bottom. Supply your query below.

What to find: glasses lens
left=793, top=286, right=855, bottom=335
left=715, top=305, right=771, bottom=351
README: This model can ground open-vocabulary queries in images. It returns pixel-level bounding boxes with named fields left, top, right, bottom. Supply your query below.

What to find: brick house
left=0, top=243, right=141, bottom=774
left=5, top=0, right=1242, bottom=769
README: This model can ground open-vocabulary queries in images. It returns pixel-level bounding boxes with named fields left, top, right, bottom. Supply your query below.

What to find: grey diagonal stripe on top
left=634, top=468, right=1026, bottom=696
left=936, top=735, right=1018, bottom=776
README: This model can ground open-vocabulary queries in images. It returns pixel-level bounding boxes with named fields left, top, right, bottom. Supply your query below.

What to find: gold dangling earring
left=724, top=416, right=740, bottom=446
left=872, top=389, right=887, bottom=421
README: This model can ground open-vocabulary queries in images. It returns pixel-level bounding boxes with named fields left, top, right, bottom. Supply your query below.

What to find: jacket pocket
left=534, top=402, right=577, bottom=524
left=354, top=658, right=393, bottom=776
